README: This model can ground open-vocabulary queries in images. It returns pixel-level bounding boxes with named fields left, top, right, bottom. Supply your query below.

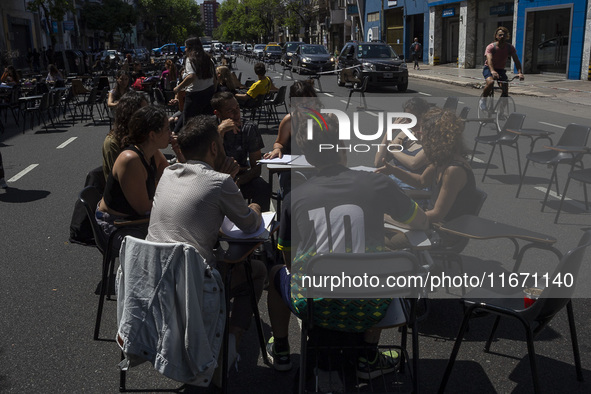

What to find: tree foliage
left=81, top=0, right=137, bottom=45
left=137, top=0, right=203, bottom=45
left=26, top=0, right=74, bottom=22
left=216, top=0, right=284, bottom=43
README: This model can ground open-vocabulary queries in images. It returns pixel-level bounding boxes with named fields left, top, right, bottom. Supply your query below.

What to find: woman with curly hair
left=102, top=91, right=148, bottom=181
left=377, top=107, right=477, bottom=235
left=173, top=36, right=216, bottom=124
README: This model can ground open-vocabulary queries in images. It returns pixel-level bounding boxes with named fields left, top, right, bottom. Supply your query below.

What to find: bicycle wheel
left=495, top=96, right=516, bottom=129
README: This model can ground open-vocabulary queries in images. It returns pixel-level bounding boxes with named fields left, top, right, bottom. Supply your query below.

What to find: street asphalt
left=1, top=56, right=590, bottom=393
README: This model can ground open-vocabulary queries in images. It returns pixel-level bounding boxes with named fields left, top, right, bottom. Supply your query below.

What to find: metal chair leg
left=516, top=159, right=531, bottom=198
left=554, top=175, right=572, bottom=223
left=482, top=143, right=497, bottom=182
left=485, top=316, right=501, bottom=352
left=244, top=259, right=269, bottom=364
left=524, top=325, right=541, bottom=394
left=439, top=304, right=477, bottom=393
left=566, top=301, right=584, bottom=381
left=541, top=165, right=559, bottom=212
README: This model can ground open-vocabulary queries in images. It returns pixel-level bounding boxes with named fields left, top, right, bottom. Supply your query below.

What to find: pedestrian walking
left=410, top=38, right=422, bottom=70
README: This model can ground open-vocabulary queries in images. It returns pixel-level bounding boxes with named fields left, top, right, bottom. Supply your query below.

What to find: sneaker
left=479, top=97, right=488, bottom=112
left=356, top=350, right=400, bottom=380
left=266, top=337, right=292, bottom=371
left=0, top=178, right=7, bottom=189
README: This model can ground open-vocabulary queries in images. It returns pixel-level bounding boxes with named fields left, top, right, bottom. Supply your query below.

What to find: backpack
left=413, top=43, right=420, bottom=52
left=69, top=166, right=106, bottom=246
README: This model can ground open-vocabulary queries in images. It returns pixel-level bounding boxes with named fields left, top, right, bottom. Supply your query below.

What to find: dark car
left=291, top=44, right=335, bottom=75
left=281, top=41, right=303, bottom=67
left=336, top=41, right=408, bottom=91
left=264, top=44, right=282, bottom=62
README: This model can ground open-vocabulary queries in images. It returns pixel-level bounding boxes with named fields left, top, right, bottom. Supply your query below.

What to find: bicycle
left=478, top=75, right=519, bottom=131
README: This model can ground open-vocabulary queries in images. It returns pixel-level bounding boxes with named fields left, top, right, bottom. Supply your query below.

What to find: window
left=368, top=12, right=379, bottom=23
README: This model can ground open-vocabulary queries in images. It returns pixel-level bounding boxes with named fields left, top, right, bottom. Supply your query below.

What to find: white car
left=253, top=44, right=265, bottom=58
left=203, top=44, right=212, bottom=53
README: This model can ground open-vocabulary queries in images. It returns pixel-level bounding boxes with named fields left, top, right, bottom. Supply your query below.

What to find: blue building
left=363, top=0, right=430, bottom=62
left=426, top=0, right=590, bottom=80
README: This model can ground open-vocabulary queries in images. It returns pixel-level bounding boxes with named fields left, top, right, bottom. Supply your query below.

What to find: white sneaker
left=479, top=98, right=488, bottom=112
left=0, top=178, right=7, bottom=189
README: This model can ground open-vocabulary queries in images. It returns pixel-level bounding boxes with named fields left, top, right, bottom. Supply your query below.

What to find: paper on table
left=258, top=155, right=296, bottom=164
left=220, top=212, right=276, bottom=239
left=350, top=165, right=377, bottom=172
left=288, top=155, right=311, bottom=166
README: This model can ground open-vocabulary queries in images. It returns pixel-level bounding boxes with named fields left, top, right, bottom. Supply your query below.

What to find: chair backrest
left=501, top=113, right=526, bottom=134
left=524, top=229, right=591, bottom=332
left=78, top=186, right=106, bottom=254
left=10, top=86, right=21, bottom=105
left=272, top=85, right=287, bottom=105
left=97, top=86, right=109, bottom=103
left=557, top=124, right=591, bottom=147
left=443, top=97, right=459, bottom=111
left=38, top=92, right=50, bottom=110
left=153, top=87, right=166, bottom=105
left=354, top=76, right=369, bottom=92
left=85, top=87, right=98, bottom=103
left=440, top=188, right=487, bottom=254
left=459, top=106, right=470, bottom=120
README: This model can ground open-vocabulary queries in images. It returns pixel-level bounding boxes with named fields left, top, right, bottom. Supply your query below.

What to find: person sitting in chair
left=235, top=62, right=277, bottom=106
left=266, top=113, right=429, bottom=377
left=147, top=115, right=266, bottom=374
left=212, top=91, right=271, bottom=211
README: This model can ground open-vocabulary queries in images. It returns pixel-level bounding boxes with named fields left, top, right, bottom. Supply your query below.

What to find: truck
left=152, top=43, right=185, bottom=57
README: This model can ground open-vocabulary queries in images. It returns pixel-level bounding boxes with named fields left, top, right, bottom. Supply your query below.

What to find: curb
left=409, top=73, right=554, bottom=98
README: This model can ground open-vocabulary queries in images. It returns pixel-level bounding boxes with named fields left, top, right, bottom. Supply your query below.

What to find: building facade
left=363, top=0, right=429, bottom=60
left=426, top=0, right=591, bottom=80
left=201, top=1, right=220, bottom=38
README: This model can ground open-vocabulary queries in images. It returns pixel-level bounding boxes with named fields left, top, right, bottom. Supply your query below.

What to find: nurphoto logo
left=305, top=109, right=418, bottom=153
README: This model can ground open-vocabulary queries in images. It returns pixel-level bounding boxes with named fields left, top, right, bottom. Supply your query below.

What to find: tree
left=26, top=0, right=75, bottom=46
left=216, top=0, right=284, bottom=43
left=81, top=0, right=137, bottom=47
left=137, top=0, right=203, bottom=46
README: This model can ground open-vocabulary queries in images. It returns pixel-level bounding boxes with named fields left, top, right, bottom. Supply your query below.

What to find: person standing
left=173, top=37, right=216, bottom=125
left=409, top=37, right=422, bottom=70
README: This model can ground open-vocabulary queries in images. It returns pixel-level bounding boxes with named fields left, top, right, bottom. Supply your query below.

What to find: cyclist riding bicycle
left=479, top=26, right=524, bottom=111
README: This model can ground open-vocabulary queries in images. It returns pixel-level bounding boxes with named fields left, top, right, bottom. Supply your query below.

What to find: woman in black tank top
left=97, top=106, right=171, bottom=243
left=377, top=107, right=476, bottom=225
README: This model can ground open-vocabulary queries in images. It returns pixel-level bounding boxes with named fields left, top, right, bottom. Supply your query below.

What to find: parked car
left=152, top=43, right=184, bottom=57
left=282, top=41, right=303, bottom=67
left=253, top=44, right=266, bottom=59
left=133, top=48, right=150, bottom=62
left=291, top=44, right=334, bottom=74
left=100, top=49, right=121, bottom=63
left=264, top=44, right=282, bottom=61
left=336, top=41, right=408, bottom=91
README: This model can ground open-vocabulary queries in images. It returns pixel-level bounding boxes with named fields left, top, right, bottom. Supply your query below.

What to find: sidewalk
left=408, top=63, right=591, bottom=106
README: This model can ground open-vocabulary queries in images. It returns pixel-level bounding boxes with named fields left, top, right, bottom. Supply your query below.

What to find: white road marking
left=323, top=93, right=334, bottom=97
left=340, top=99, right=348, bottom=104
left=418, top=92, right=432, bottom=96
left=534, top=186, right=587, bottom=211
left=471, top=157, right=484, bottom=163
left=538, top=122, right=564, bottom=129
left=8, top=164, right=39, bottom=183
left=56, top=137, right=77, bottom=149
left=366, top=111, right=379, bottom=117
